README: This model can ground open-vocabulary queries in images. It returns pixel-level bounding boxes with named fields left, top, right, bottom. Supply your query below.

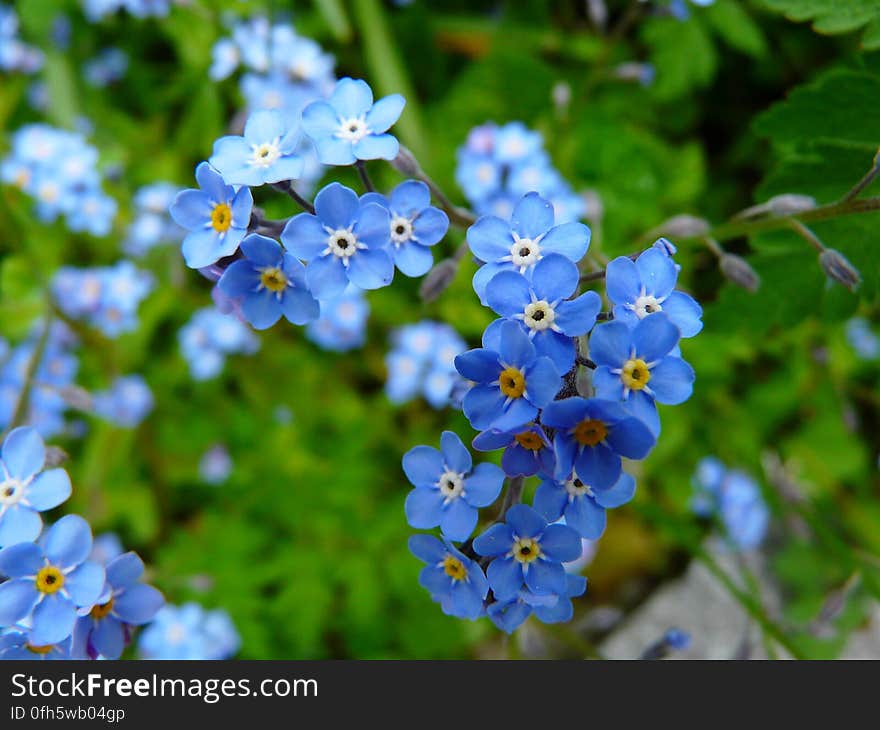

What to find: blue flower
left=472, top=425, right=555, bottom=478
left=74, top=551, right=164, bottom=659
left=455, top=321, right=561, bottom=432
left=692, top=459, right=769, bottom=551
left=590, top=315, right=695, bottom=435
left=301, top=77, right=405, bottom=165
left=209, top=109, right=304, bottom=186
left=281, top=182, right=394, bottom=299
left=179, top=307, right=259, bottom=381
left=361, top=180, right=449, bottom=277
left=305, top=286, right=370, bottom=352
left=540, top=397, right=655, bottom=488
left=484, top=253, right=602, bottom=372
left=534, top=470, right=636, bottom=539
left=605, top=247, right=702, bottom=337
left=93, top=375, right=154, bottom=428
left=0, top=427, right=71, bottom=547
left=385, top=321, right=465, bottom=408
left=473, top=504, right=582, bottom=600
left=488, top=573, right=587, bottom=633
left=218, top=234, right=320, bottom=330
left=408, top=534, right=488, bottom=620
left=0, top=515, right=105, bottom=645
left=403, top=431, right=504, bottom=541
left=138, top=602, right=239, bottom=660
left=170, top=162, right=253, bottom=269
left=0, top=629, right=71, bottom=659
left=467, top=192, right=591, bottom=304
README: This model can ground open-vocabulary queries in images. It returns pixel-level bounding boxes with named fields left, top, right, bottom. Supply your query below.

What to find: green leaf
left=641, top=15, right=718, bottom=100
left=762, top=0, right=880, bottom=49
left=705, top=0, right=768, bottom=57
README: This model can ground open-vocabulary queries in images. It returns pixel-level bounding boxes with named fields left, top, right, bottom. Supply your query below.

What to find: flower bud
left=391, top=145, right=421, bottom=177
left=766, top=194, right=816, bottom=216
left=657, top=214, right=710, bottom=239
left=58, top=385, right=94, bottom=411
left=719, top=253, right=760, bottom=293
left=819, top=248, right=861, bottom=291
left=419, top=258, right=459, bottom=302
left=44, top=445, right=69, bottom=468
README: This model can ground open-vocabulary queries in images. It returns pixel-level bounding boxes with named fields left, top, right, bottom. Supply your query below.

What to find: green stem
left=5, top=309, right=52, bottom=435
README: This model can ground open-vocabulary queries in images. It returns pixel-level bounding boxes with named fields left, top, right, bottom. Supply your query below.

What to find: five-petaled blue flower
left=218, top=234, right=320, bottom=330
left=408, top=534, right=488, bottom=620
left=361, top=180, right=449, bottom=277
left=484, top=253, right=602, bottom=372
left=0, top=427, right=71, bottom=547
left=590, top=314, right=695, bottom=436
left=606, top=247, right=702, bottom=337
left=540, top=397, right=655, bottom=488
left=534, top=470, right=636, bottom=540
left=472, top=424, right=555, bottom=478
left=403, top=431, right=504, bottom=541
left=0, top=514, right=105, bottom=645
left=301, top=77, right=405, bottom=165
left=169, top=162, right=253, bottom=269
left=466, top=192, right=591, bottom=304
left=74, top=551, right=164, bottom=659
left=473, top=504, right=582, bottom=600
left=0, top=629, right=71, bottom=659
left=487, top=573, right=587, bottom=633
left=209, top=109, right=303, bottom=187
left=281, top=182, right=394, bottom=300
left=454, top=321, right=561, bottom=432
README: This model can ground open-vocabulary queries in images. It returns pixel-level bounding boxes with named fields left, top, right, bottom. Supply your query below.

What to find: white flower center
left=523, top=300, right=556, bottom=332
left=565, top=473, right=594, bottom=499
left=437, top=470, right=464, bottom=500
left=336, top=116, right=370, bottom=143
left=249, top=139, right=282, bottom=168
left=509, top=232, right=543, bottom=271
left=166, top=623, right=186, bottom=645
left=630, top=292, right=664, bottom=319
left=0, top=478, right=25, bottom=507
left=324, top=228, right=363, bottom=265
left=390, top=215, right=414, bottom=246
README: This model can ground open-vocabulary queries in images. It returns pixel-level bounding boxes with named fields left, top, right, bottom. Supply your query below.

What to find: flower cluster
left=386, top=321, right=466, bottom=408
left=1, top=124, right=117, bottom=236
left=51, top=262, right=154, bottom=338
left=455, top=121, right=585, bottom=225
left=124, top=182, right=184, bottom=257
left=92, top=375, right=154, bottom=428
left=404, top=186, right=701, bottom=633
left=82, top=0, right=170, bottom=22
left=178, top=307, right=260, bottom=381
left=305, top=286, right=370, bottom=353
left=691, top=458, right=768, bottom=551
left=0, top=4, right=43, bottom=75
left=0, top=427, right=164, bottom=659
left=138, top=602, right=239, bottom=660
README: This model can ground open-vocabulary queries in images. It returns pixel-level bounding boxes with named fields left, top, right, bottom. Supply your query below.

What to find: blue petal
left=589, top=321, right=631, bottom=369
left=408, top=534, right=446, bottom=564
left=44, top=514, right=92, bottom=570
left=466, top=216, right=512, bottom=263
left=440, top=431, right=471, bottom=473
left=492, top=398, right=537, bottom=432
left=182, top=228, right=237, bottom=269
left=591, top=366, right=625, bottom=401
left=539, top=523, right=583, bottom=561
left=555, top=291, right=602, bottom=337
left=486, top=271, right=530, bottom=318
left=448, top=581, right=486, bottom=620
left=498, top=320, right=536, bottom=367
left=488, top=598, right=531, bottom=633
left=463, top=463, right=504, bottom=507
left=472, top=261, right=511, bottom=305
left=523, top=356, right=560, bottom=408
left=594, top=472, right=636, bottom=509
left=635, top=247, right=677, bottom=298
left=389, top=180, right=429, bottom=213
left=281, top=213, right=327, bottom=261
left=218, top=259, right=260, bottom=299
left=353, top=134, right=399, bottom=161
left=647, top=356, right=695, bottom=405
left=606, top=414, right=656, bottom=459
left=315, top=137, right=357, bottom=166
left=533, top=480, right=567, bottom=522
left=392, top=243, right=434, bottom=277
left=305, top=255, right=348, bottom=300
left=540, top=221, right=591, bottom=262
left=487, top=557, right=524, bottom=600
left=113, top=584, right=164, bottom=625
left=0, top=542, right=43, bottom=577
left=574, top=443, right=621, bottom=490
left=365, top=94, right=406, bottom=133
left=440, top=499, right=477, bottom=542
left=472, top=430, right=511, bottom=452
left=169, top=189, right=211, bottom=230
left=454, top=349, right=500, bottom=383
left=315, top=182, right=359, bottom=229
left=194, top=161, right=227, bottom=203
left=26, top=469, right=71, bottom=512
left=106, top=552, right=144, bottom=590
left=263, top=155, right=303, bottom=184
left=243, top=109, right=285, bottom=144
left=2, top=426, right=44, bottom=479
left=565, top=497, right=606, bottom=539
left=0, top=506, right=42, bottom=546
left=65, top=562, right=105, bottom=607
left=92, top=617, right=125, bottom=659
left=632, top=314, right=679, bottom=362
left=511, top=192, right=554, bottom=240
left=242, top=289, right=282, bottom=330
left=353, top=201, right=391, bottom=249
left=231, top=185, right=253, bottom=227
left=301, top=100, right=338, bottom=140
left=501, top=443, right=540, bottom=477
left=605, top=256, right=641, bottom=304
left=412, top=207, right=448, bottom=245
left=30, top=594, right=76, bottom=645
left=524, top=559, right=566, bottom=596
left=663, top=291, right=703, bottom=338
left=330, top=77, right=373, bottom=118
left=402, top=445, right=443, bottom=487
left=241, top=234, right=281, bottom=266
left=0, top=579, right=38, bottom=625
left=505, top=504, right=546, bottom=538
left=418, top=564, right=452, bottom=596
left=540, top=397, right=588, bottom=429
left=530, top=253, right=578, bottom=301
left=472, top=523, right=514, bottom=557
left=347, top=248, right=394, bottom=290
left=404, top=488, right=444, bottom=529
left=462, top=385, right=508, bottom=430
left=280, top=287, right=320, bottom=325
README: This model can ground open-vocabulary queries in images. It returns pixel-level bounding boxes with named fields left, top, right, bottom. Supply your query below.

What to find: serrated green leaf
left=762, top=0, right=880, bottom=48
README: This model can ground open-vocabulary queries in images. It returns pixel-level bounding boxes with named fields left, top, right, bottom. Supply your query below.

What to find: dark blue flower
left=472, top=425, right=555, bottom=477
left=408, top=534, right=488, bottom=620
left=472, top=504, right=582, bottom=600
left=484, top=253, right=602, bottom=372
left=534, top=470, right=635, bottom=539
left=169, top=162, right=253, bottom=269
left=590, top=314, right=695, bottom=435
left=403, top=431, right=503, bottom=541
left=0, top=515, right=105, bottom=645
left=605, top=247, right=702, bottom=337
left=218, top=234, right=319, bottom=330
left=281, top=182, right=394, bottom=300
left=74, top=551, right=164, bottom=659
left=540, top=397, right=655, bottom=489
left=487, top=573, right=587, bottom=633
left=301, top=77, right=405, bottom=165
left=466, top=192, right=591, bottom=304
left=361, top=180, right=449, bottom=277
left=454, top=321, right=561, bottom=432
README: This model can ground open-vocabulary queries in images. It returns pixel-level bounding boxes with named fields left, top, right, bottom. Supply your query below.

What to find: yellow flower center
left=513, top=537, right=541, bottom=564
left=499, top=367, right=526, bottom=398
left=26, top=644, right=54, bottom=655
left=90, top=598, right=115, bottom=620
left=35, top=566, right=65, bottom=595
left=442, top=555, right=467, bottom=581
left=260, top=267, right=288, bottom=292
left=622, top=358, right=651, bottom=390
left=514, top=430, right=543, bottom=451
left=211, top=203, right=232, bottom=233
left=573, top=418, right=607, bottom=447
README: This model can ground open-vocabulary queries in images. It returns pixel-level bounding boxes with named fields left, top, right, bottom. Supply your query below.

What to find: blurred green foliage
left=0, top=0, right=879, bottom=658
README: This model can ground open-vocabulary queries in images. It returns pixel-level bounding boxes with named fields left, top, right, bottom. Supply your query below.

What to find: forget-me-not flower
left=408, top=534, right=488, bottom=620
